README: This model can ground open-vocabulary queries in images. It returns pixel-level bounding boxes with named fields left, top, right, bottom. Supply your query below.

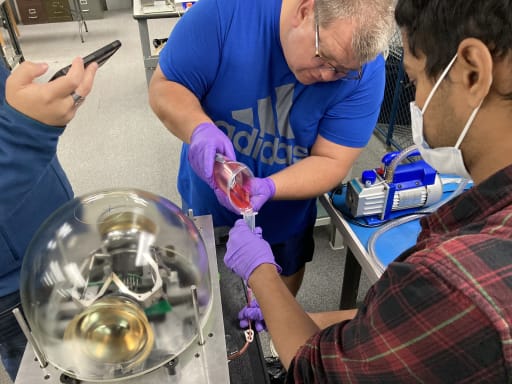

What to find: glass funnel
left=19, top=189, right=212, bottom=381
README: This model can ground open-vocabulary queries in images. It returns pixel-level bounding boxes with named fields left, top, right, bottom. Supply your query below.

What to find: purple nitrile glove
left=249, top=177, right=276, bottom=212
left=214, top=187, right=240, bottom=214
left=188, top=122, right=236, bottom=189
left=224, top=219, right=282, bottom=281
left=214, top=176, right=275, bottom=214
left=238, top=299, right=266, bottom=332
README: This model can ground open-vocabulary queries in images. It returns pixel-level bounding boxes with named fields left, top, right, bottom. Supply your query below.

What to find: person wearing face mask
left=410, top=54, right=481, bottom=180
left=222, top=0, right=512, bottom=382
left=148, top=0, right=396, bottom=332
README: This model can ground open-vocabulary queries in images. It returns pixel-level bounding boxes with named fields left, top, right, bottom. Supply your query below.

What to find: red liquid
left=229, top=183, right=251, bottom=210
left=213, top=160, right=253, bottom=211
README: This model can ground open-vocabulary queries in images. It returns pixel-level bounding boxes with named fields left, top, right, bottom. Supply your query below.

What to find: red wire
left=227, top=285, right=253, bottom=360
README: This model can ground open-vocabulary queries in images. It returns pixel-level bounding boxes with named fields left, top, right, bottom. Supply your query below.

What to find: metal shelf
left=132, top=0, right=182, bottom=85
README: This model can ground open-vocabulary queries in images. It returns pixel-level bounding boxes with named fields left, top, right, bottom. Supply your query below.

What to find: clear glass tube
left=367, top=177, right=470, bottom=273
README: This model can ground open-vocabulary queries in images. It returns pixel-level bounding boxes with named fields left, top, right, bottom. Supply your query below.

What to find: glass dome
left=20, top=189, right=212, bottom=382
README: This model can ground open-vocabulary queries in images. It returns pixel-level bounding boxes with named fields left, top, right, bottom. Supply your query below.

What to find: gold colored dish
left=64, top=295, right=154, bottom=368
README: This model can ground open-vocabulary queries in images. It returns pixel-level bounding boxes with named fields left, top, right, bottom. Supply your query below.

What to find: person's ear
left=456, top=38, right=493, bottom=108
left=290, top=0, right=315, bottom=27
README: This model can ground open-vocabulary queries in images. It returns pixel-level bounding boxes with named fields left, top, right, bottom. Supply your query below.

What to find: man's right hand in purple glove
left=239, top=299, right=266, bottom=332
left=188, top=122, right=236, bottom=189
left=224, top=219, right=282, bottom=282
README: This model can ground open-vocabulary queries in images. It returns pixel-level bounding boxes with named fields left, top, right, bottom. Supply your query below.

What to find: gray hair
left=315, top=0, right=395, bottom=63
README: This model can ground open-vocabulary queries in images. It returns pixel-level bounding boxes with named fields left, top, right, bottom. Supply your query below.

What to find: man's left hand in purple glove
left=214, top=176, right=276, bottom=214
left=249, top=176, right=276, bottom=212
left=224, top=219, right=281, bottom=282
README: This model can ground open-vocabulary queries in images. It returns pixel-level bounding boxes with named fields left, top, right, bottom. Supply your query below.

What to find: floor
left=3, top=8, right=390, bottom=383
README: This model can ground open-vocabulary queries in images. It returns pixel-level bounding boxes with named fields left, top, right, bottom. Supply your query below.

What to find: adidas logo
left=215, top=84, right=308, bottom=166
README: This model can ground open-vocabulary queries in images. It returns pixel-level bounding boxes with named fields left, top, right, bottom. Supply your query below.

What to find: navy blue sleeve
left=0, top=61, right=9, bottom=104
left=0, top=72, right=73, bottom=291
left=0, top=102, right=67, bottom=216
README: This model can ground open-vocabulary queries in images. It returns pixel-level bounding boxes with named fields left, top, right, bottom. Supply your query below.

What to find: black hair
left=395, top=0, right=512, bottom=78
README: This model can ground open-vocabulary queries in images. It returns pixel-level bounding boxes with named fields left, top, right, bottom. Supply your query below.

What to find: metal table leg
left=339, top=248, right=362, bottom=309
left=136, top=18, right=155, bottom=85
left=71, top=0, right=88, bottom=42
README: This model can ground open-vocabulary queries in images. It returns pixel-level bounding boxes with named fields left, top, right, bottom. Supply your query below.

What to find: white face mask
left=410, top=54, right=484, bottom=180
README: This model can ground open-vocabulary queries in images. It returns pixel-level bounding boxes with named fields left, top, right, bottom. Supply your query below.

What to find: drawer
left=47, top=14, right=72, bottom=22
left=44, top=0, right=72, bottom=20
left=16, top=0, right=48, bottom=24
left=73, top=0, right=104, bottom=19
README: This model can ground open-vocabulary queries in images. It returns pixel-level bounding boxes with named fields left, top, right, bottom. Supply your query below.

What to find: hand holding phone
left=49, top=40, right=122, bottom=81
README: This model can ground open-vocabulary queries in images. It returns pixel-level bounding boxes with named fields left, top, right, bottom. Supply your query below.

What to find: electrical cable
left=227, top=285, right=254, bottom=361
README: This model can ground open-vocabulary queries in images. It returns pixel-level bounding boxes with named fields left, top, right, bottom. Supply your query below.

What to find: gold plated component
left=64, top=296, right=154, bottom=367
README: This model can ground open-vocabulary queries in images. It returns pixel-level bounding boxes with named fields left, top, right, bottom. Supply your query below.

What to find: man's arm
left=148, top=65, right=211, bottom=144
left=225, top=220, right=357, bottom=369
left=250, top=259, right=501, bottom=382
left=148, top=0, right=223, bottom=145
left=287, top=261, right=501, bottom=382
left=269, top=58, right=387, bottom=200
left=248, top=266, right=357, bottom=368
left=249, top=264, right=321, bottom=369
left=148, top=63, right=358, bottom=201
left=267, top=56, right=387, bottom=200
left=226, top=220, right=501, bottom=382
left=308, top=308, right=358, bottom=330
left=269, top=136, right=363, bottom=200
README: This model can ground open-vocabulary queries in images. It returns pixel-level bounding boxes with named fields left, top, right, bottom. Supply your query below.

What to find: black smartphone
left=48, top=40, right=122, bottom=81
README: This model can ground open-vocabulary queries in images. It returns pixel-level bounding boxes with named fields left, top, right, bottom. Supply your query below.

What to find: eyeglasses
left=314, top=20, right=362, bottom=80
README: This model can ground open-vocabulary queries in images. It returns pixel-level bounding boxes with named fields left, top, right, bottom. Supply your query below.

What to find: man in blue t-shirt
left=223, top=1, right=512, bottom=381
left=149, top=0, right=395, bottom=326
left=0, top=59, right=97, bottom=381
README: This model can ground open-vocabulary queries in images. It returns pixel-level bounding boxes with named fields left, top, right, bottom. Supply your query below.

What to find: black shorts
left=270, top=225, right=315, bottom=276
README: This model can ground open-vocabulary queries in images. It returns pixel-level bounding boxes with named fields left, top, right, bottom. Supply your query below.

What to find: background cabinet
left=15, top=0, right=103, bottom=24
left=45, top=0, right=72, bottom=22
left=17, top=0, right=48, bottom=24
left=75, top=0, right=103, bottom=20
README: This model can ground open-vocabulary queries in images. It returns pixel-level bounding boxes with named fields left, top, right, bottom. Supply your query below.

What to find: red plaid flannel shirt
left=288, top=165, right=512, bottom=383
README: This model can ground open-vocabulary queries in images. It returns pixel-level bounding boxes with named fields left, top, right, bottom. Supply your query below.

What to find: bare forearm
left=270, top=156, right=346, bottom=199
left=248, top=264, right=320, bottom=370
left=148, top=66, right=210, bottom=143
left=270, top=135, right=362, bottom=200
left=308, top=309, right=357, bottom=330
